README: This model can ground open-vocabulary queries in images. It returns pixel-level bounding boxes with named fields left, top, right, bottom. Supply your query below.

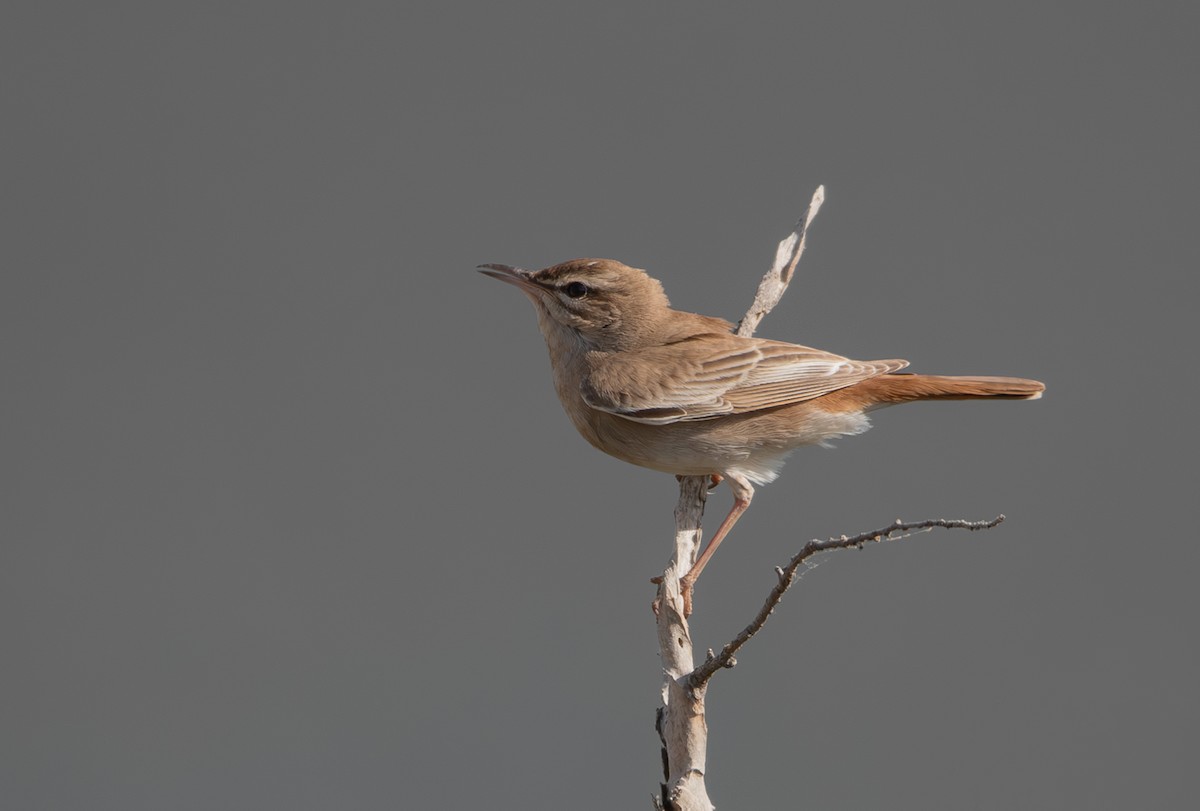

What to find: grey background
left=3, top=3, right=1196, bottom=809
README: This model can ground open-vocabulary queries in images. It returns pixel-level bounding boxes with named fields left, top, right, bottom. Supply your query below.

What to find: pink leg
left=680, top=474, right=754, bottom=616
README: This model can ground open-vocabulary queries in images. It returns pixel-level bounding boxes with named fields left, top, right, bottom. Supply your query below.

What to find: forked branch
left=652, top=188, right=1008, bottom=811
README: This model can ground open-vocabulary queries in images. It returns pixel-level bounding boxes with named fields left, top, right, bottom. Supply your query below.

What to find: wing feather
left=581, top=333, right=908, bottom=424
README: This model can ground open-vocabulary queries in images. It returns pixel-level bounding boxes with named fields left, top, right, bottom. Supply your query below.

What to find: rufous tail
left=863, top=374, right=1044, bottom=404
left=821, top=374, right=1045, bottom=411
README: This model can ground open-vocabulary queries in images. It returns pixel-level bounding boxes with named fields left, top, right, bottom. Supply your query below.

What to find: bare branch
left=654, top=476, right=712, bottom=810
left=735, top=185, right=825, bottom=338
left=688, top=515, right=1005, bottom=686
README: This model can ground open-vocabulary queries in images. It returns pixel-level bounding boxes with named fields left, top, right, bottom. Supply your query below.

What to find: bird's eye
left=564, top=281, right=589, bottom=299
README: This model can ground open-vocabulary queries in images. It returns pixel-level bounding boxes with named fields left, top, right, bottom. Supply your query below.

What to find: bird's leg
left=680, top=475, right=754, bottom=617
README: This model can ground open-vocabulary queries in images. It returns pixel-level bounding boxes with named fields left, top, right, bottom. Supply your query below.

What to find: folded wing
left=581, top=333, right=908, bottom=424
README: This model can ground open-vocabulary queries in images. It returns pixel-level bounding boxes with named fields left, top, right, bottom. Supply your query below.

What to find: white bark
left=654, top=476, right=711, bottom=810
left=735, top=185, right=824, bottom=339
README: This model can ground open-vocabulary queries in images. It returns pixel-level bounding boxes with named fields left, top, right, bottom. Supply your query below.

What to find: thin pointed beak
left=477, top=263, right=542, bottom=297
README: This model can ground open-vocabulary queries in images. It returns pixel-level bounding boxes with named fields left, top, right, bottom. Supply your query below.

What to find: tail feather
left=819, top=373, right=1045, bottom=411
left=868, top=373, right=1044, bottom=403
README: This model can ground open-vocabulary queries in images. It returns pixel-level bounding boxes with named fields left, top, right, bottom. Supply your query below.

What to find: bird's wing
left=581, top=333, right=908, bottom=425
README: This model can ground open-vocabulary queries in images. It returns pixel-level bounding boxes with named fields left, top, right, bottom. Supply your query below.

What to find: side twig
left=688, top=515, right=1005, bottom=687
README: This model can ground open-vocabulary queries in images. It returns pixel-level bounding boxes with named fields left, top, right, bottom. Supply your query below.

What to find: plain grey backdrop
left=4, top=3, right=1197, bottom=809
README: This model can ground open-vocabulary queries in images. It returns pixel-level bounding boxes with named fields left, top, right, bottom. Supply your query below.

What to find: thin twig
left=688, top=515, right=1005, bottom=686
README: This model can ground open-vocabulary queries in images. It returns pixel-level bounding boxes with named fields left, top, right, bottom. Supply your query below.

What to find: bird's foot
left=650, top=573, right=695, bottom=617
left=672, top=473, right=723, bottom=490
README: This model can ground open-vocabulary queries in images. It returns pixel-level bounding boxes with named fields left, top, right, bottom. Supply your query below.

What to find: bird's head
left=479, top=258, right=672, bottom=352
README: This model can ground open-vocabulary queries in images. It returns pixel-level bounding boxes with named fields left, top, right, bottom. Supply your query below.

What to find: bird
left=479, top=258, right=1044, bottom=614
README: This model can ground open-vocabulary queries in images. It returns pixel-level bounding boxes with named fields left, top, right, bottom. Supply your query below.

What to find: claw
left=674, top=473, right=724, bottom=490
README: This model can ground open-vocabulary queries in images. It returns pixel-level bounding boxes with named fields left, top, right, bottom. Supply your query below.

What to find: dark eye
left=564, top=281, right=589, bottom=299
